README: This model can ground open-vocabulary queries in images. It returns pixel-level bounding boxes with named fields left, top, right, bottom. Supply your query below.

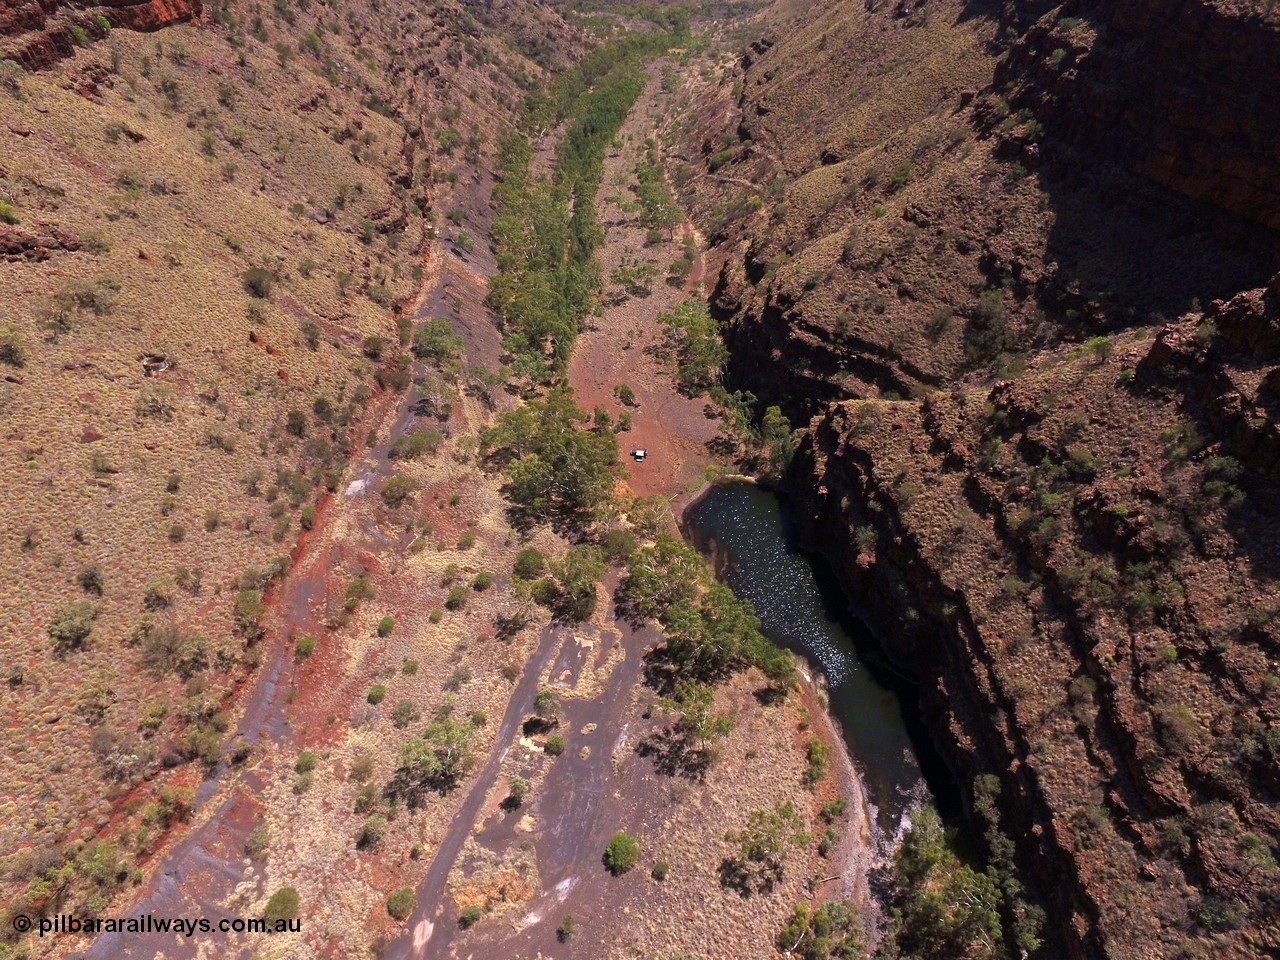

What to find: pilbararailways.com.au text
left=13, top=913, right=301, bottom=938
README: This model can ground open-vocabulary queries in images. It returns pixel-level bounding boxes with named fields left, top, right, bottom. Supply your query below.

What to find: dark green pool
left=685, top=480, right=959, bottom=834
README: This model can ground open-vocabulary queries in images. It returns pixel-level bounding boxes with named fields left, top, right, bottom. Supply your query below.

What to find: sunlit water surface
left=685, top=481, right=960, bottom=834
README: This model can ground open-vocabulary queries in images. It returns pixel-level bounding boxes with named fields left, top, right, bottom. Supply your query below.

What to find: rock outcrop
left=0, top=0, right=202, bottom=71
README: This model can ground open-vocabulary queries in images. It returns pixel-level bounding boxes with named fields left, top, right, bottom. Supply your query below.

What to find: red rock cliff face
left=995, top=0, right=1280, bottom=254
left=676, top=0, right=1280, bottom=955
left=0, top=0, right=202, bottom=70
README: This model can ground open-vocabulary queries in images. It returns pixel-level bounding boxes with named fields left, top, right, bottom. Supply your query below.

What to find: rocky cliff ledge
left=785, top=279, right=1280, bottom=957
left=994, top=0, right=1280, bottom=250
left=674, top=0, right=1280, bottom=954
left=1, top=0, right=202, bottom=71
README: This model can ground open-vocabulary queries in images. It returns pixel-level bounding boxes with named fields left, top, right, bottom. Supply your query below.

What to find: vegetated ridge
left=0, top=0, right=581, bottom=937
left=673, top=0, right=1280, bottom=957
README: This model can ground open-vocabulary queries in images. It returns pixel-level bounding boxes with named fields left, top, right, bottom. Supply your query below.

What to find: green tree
left=387, top=715, right=475, bottom=804
left=482, top=386, right=619, bottom=519
left=760, top=405, right=796, bottom=475
left=658, top=299, right=728, bottom=395
left=662, top=679, right=732, bottom=752
left=534, top=688, right=561, bottom=718
left=411, top=318, right=464, bottom=372
left=234, top=589, right=265, bottom=638
left=886, top=805, right=1003, bottom=960
left=552, top=544, right=606, bottom=620
left=776, top=901, right=866, bottom=960
left=720, top=802, right=806, bottom=895
left=604, top=831, right=640, bottom=875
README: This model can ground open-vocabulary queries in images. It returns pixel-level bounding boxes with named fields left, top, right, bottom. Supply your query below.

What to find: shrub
left=77, top=563, right=104, bottom=596
left=392, top=699, right=418, bottom=728
left=285, top=409, right=306, bottom=437
left=457, top=530, right=476, bottom=550
left=299, top=505, right=316, bottom=530
left=358, top=814, right=387, bottom=848
left=140, top=621, right=209, bottom=679
left=0, top=324, right=25, bottom=367
left=263, top=887, right=300, bottom=924
left=402, top=659, right=419, bottom=675
left=821, top=798, right=848, bottom=822
left=295, top=634, right=316, bottom=659
left=367, top=684, right=387, bottom=705
left=445, top=586, right=467, bottom=610
left=603, top=832, right=640, bottom=874
left=387, top=888, right=416, bottom=921
left=506, top=776, right=528, bottom=808
left=558, top=914, right=576, bottom=941
left=471, top=572, right=493, bottom=591
left=888, top=161, right=913, bottom=190
left=458, top=904, right=482, bottom=928
left=345, top=573, right=375, bottom=612
left=444, top=666, right=472, bottom=692
left=651, top=860, right=669, bottom=881
left=295, top=750, right=317, bottom=774
left=243, top=267, right=274, bottom=298
left=245, top=824, right=270, bottom=860
left=545, top=733, right=566, bottom=757
left=49, top=600, right=98, bottom=652
left=803, top=737, right=832, bottom=786
left=381, top=475, right=416, bottom=508
left=513, top=548, right=546, bottom=579
left=377, top=615, right=395, bottom=637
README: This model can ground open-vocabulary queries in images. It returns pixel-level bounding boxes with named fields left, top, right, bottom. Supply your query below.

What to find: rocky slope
left=0, top=0, right=578, bottom=938
left=675, top=0, right=1280, bottom=956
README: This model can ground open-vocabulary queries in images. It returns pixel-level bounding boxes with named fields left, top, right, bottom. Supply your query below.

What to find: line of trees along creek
left=487, top=26, right=685, bottom=383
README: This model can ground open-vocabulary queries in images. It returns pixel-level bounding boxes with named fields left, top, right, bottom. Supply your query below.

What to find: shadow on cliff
left=970, top=0, right=1279, bottom=327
